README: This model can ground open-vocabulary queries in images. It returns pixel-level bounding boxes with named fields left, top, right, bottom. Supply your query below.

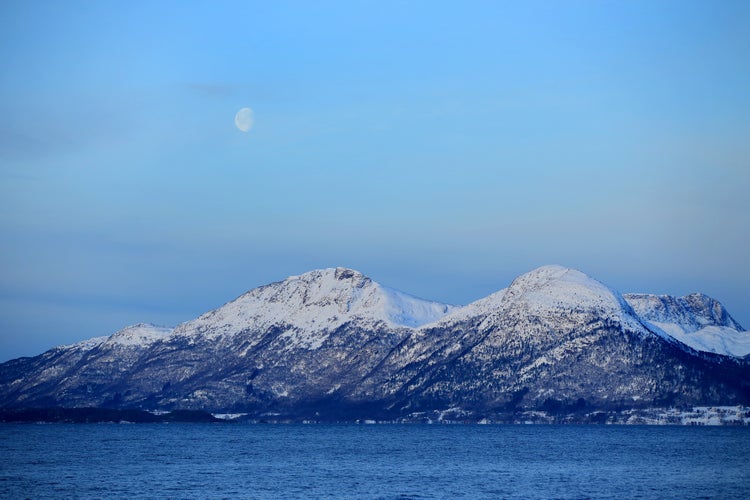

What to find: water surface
left=1, top=424, right=748, bottom=498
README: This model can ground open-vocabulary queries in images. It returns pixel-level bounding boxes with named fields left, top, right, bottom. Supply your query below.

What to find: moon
left=234, top=107, right=254, bottom=132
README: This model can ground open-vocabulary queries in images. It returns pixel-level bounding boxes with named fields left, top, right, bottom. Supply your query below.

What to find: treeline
left=0, top=407, right=223, bottom=423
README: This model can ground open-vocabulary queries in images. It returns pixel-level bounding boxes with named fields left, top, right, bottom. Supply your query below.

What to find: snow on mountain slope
left=366, top=265, right=750, bottom=413
left=3, top=265, right=749, bottom=414
left=58, top=324, right=173, bottom=352
left=502, top=265, right=627, bottom=311
left=431, top=288, right=508, bottom=326
left=428, top=265, right=645, bottom=332
left=486, top=265, right=645, bottom=332
left=102, top=324, right=173, bottom=347
left=625, top=293, right=748, bottom=357
left=645, top=323, right=750, bottom=358
left=62, top=336, right=108, bottom=352
left=624, top=293, right=743, bottom=331
left=48, top=268, right=747, bottom=360
left=378, top=285, right=458, bottom=327
left=173, top=267, right=457, bottom=341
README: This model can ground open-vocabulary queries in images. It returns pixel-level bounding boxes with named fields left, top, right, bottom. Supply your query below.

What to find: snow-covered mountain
left=172, top=267, right=456, bottom=344
left=354, top=266, right=749, bottom=415
left=624, top=293, right=749, bottom=357
left=1, top=266, right=748, bottom=419
left=57, top=323, right=172, bottom=352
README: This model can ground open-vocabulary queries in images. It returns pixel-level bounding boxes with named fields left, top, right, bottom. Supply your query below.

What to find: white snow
left=102, top=323, right=173, bottom=347
left=212, top=413, right=247, bottom=420
left=58, top=324, right=173, bottom=352
left=643, top=321, right=750, bottom=357
left=51, top=265, right=747, bottom=363
left=173, top=268, right=458, bottom=345
left=277, top=328, right=326, bottom=350
left=62, top=336, right=108, bottom=351
left=379, top=285, right=457, bottom=327
left=494, top=265, right=645, bottom=332
left=617, top=406, right=750, bottom=426
left=684, top=406, right=750, bottom=425
left=432, top=288, right=507, bottom=326
left=505, top=265, right=629, bottom=311
left=625, top=292, right=748, bottom=357
left=431, top=267, right=746, bottom=361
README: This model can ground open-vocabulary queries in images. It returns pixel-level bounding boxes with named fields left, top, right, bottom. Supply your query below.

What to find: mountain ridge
left=22, top=265, right=745, bottom=356
left=1, top=265, right=748, bottom=419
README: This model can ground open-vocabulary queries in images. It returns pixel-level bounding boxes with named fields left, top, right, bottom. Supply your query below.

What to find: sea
left=1, top=423, right=749, bottom=499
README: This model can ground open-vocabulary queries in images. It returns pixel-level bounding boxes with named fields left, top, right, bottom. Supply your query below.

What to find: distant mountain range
left=1, top=265, right=748, bottom=421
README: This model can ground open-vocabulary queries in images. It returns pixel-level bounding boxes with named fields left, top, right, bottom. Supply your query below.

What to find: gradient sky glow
left=1, top=1, right=749, bottom=360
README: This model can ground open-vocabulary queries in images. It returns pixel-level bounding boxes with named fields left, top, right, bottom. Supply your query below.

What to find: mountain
left=171, top=267, right=457, bottom=342
left=1, top=266, right=748, bottom=421
left=623, top=293, right=749, bottom=358
left=348, top=266, right=749, bottom=417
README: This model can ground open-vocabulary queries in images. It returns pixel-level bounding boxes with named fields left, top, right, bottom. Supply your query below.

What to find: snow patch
left=431, top=288, right=508, bottom=326
left=277, top=328, right=327, bottom=351
left=103, top=323, right=174, bottom=347
left=379, top=285, right=457, bottom=327
left=643, top=321, right=750, bottom=357
left=62, top=336, right=108, bottom=351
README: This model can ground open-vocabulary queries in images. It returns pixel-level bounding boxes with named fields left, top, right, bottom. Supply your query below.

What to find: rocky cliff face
left=624, top=293, right=749, bottom=358
left=1, top=266, right=748, bottom=420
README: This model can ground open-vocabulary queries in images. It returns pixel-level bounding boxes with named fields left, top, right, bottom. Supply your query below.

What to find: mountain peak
left=500, top=265, right=641, bottom=328
left=334, top=267, right=366, bottom=281
left=289, top=267, right=371, bottom=286
left=624, top=292, right=743, bottom=331
left=514, top=264, right=569, bottom=280
left=173, top=267, right=456, bottom=341
left=508, top=265, right=597, bottom=288
left=623, top=292, right=748, bottom=357
left=506, top=265, right=613, bottom=302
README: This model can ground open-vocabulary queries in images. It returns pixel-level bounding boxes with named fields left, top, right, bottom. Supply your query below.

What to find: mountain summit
left=483, top=265, right=643, bottom=329
left=1, top=266, right=748, bottom=419
left=624, top=292, right=747, bottom=357
left=173, top=268, right=456, bottom=343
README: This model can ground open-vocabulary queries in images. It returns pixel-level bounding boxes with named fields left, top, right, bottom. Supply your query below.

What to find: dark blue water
left=1, top=424, right=748, bottom=499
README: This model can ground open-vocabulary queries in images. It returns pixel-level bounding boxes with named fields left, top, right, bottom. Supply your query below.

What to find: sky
left=1, top=0, right=749, bottom=361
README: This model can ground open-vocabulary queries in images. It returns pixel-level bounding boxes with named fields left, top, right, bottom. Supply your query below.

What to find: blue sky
left=1, top=1, right=749, bottom=360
